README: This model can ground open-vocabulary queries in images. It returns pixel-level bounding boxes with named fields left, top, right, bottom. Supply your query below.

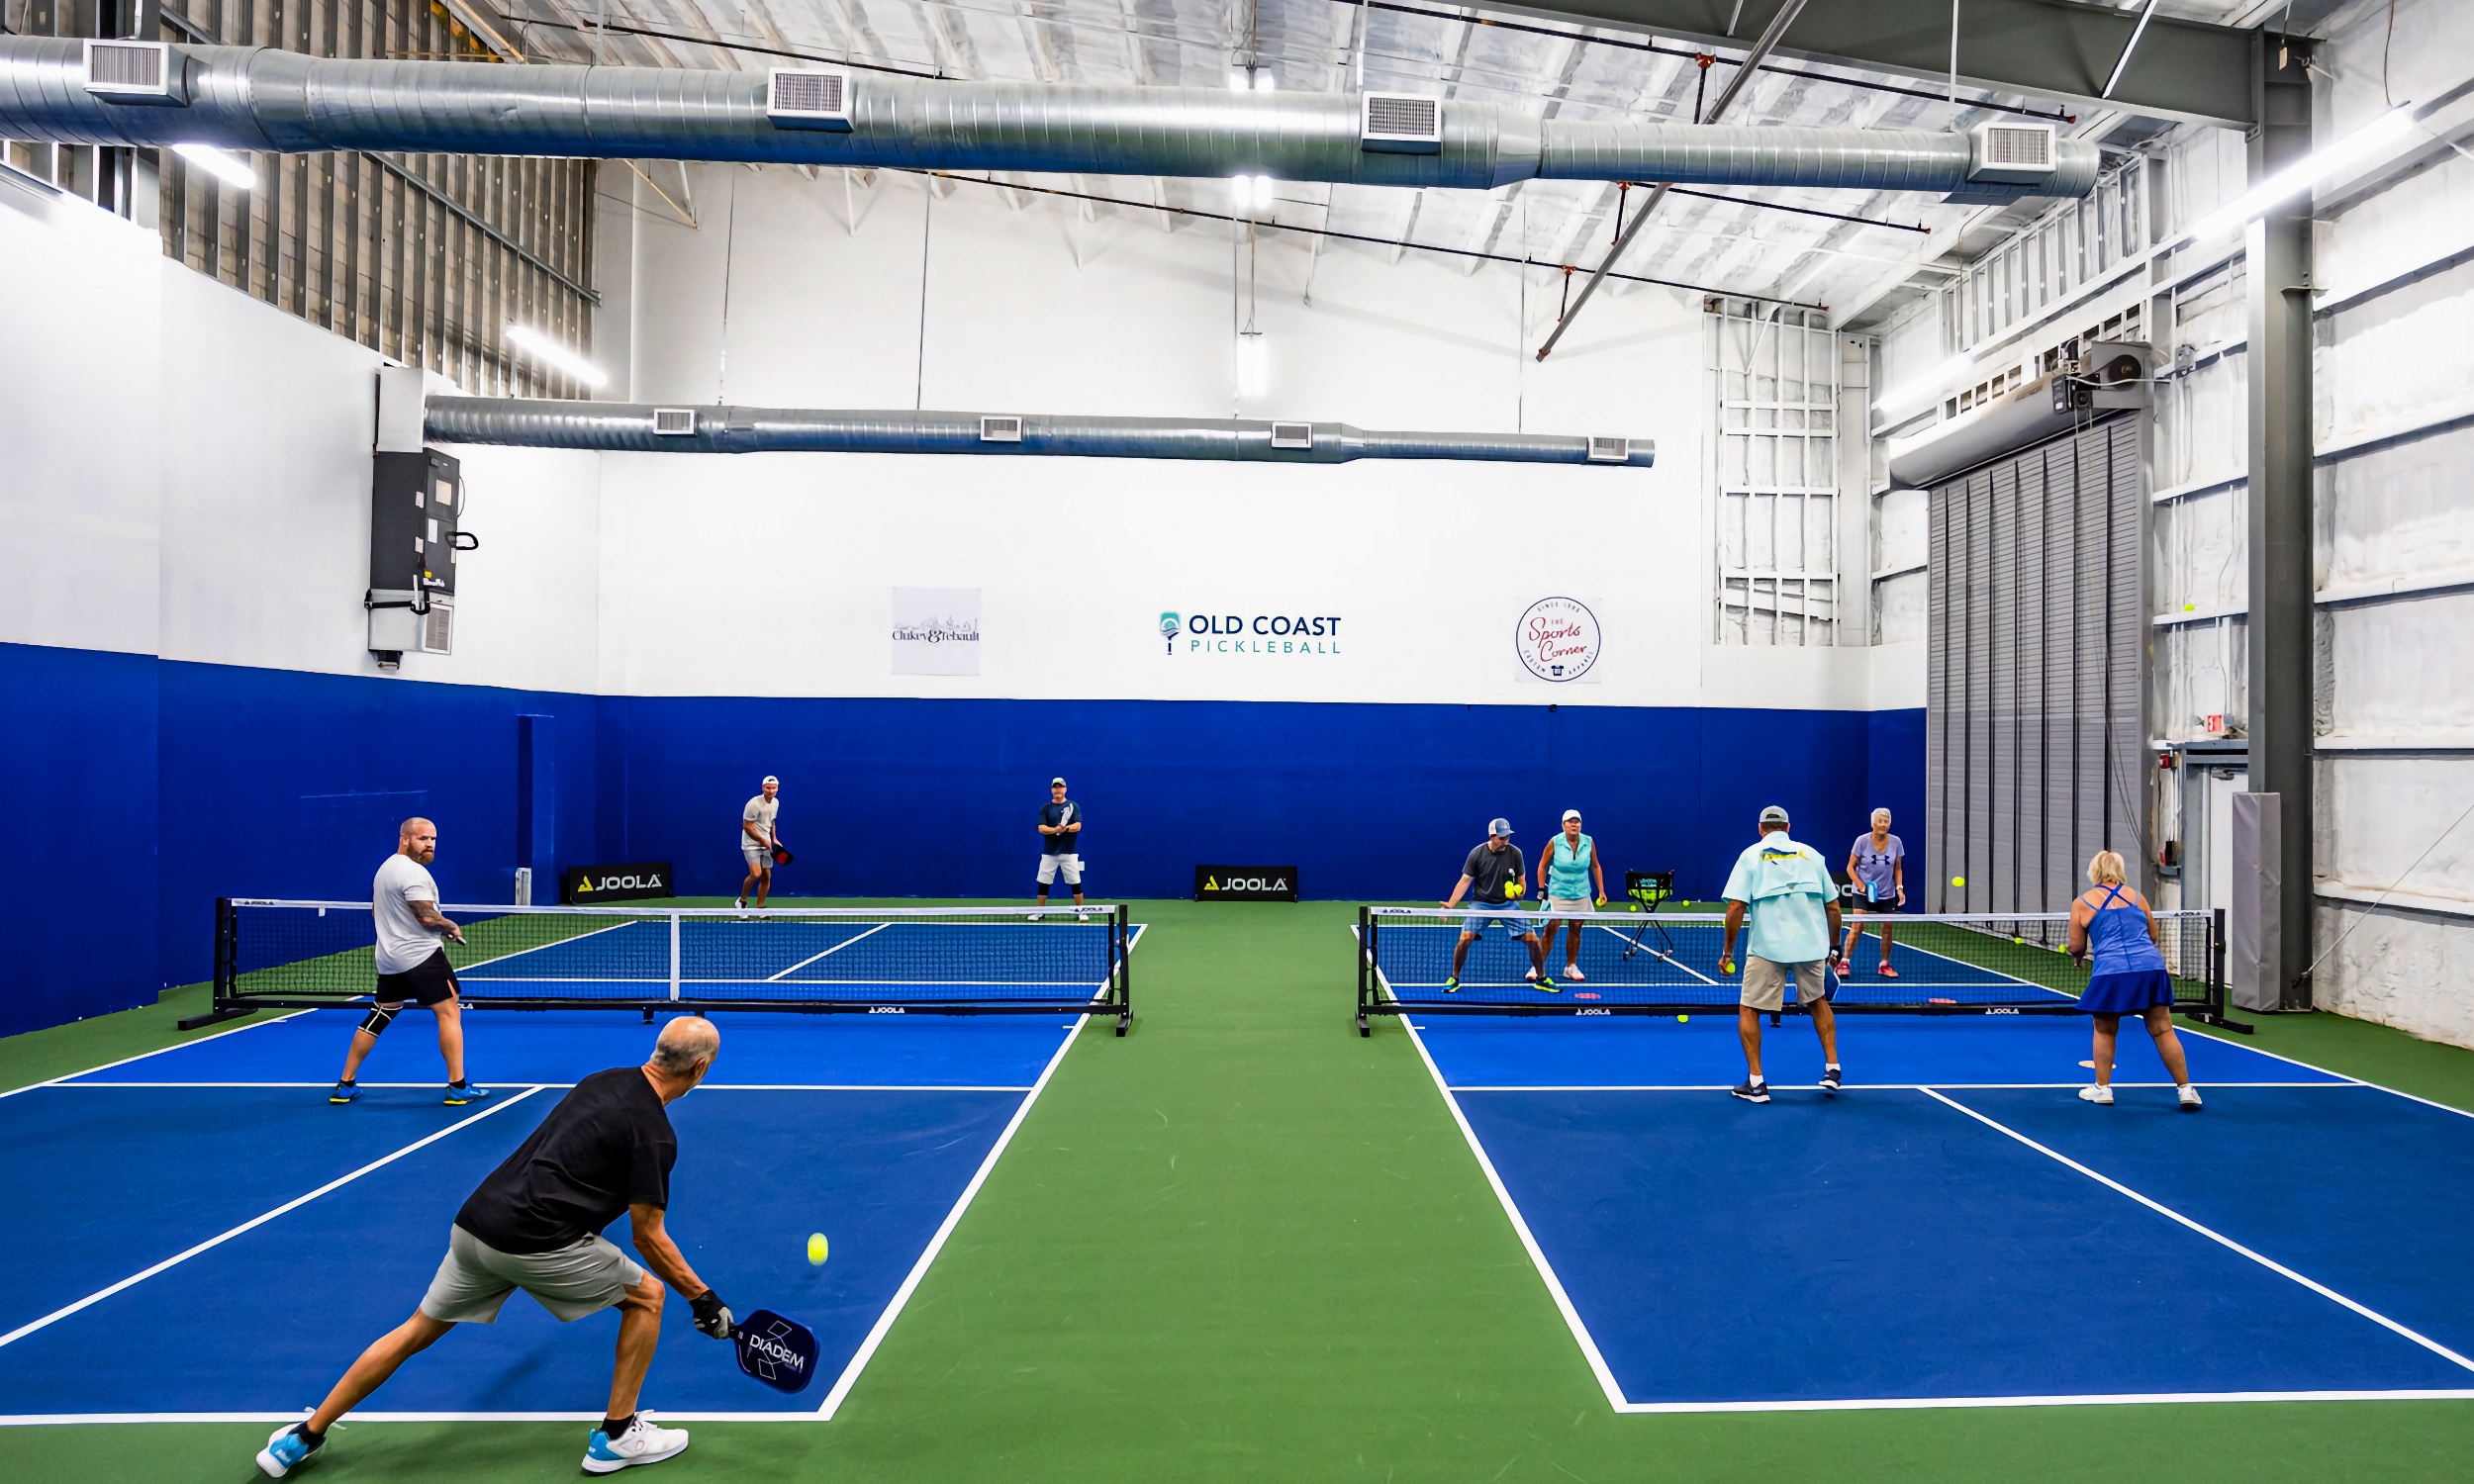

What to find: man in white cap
left=1717, top=804, right=1845, bottom=1102
left=737, top=776, right=786, bottom=910
left=1439, top=818, right=1549, bottom=991
left=1031, top=776, right=1087, bottom=922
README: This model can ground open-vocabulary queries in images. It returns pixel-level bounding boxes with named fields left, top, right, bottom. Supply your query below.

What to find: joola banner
left=1193, top=865, right=1298, bottom=902
left=563, top=861, right=675, bottom=904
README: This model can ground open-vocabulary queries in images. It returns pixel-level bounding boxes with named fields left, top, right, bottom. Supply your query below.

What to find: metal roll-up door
left=1927, top=416, right=2147, bottom=914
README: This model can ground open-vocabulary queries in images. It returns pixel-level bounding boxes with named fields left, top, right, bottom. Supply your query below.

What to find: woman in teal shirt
left=1537, top=809, right=1608, bottom=982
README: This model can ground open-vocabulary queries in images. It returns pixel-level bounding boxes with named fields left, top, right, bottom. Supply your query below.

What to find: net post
left=1114, top=903, right=1131, bottom=1036
left=669, top=912, right=682, bottom=1002
left=178, top=897, right=253, bottom=1031
left=1357, top=906, right=1373, bottom=1037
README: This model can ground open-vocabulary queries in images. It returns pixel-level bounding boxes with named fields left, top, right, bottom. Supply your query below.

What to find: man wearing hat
left=737, top=776, right=786, bottom=911
left=1031, top=777, right=1087, bottom=922
left=1718, top=804, right=1845, bottom=1102
left=1439, top=818, right=1550, bottom=992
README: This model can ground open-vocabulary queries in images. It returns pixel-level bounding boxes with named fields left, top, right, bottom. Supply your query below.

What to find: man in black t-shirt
left=1438, top=817, right=1549, bottom=991
left=255, top=1017, right=732, bottom=1479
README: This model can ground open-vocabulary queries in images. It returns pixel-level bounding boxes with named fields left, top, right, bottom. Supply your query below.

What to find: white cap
left=762, top=775, right=779, bottom=787
left=1562, top=808, right=1582, bottom=822
left=1051, top=776, right=1068, bottom=788
left=1759, top=804, right=1789, bottom=826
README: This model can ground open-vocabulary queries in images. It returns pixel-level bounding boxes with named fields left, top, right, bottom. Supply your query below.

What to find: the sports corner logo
left=1159, top=610, right=1343, bottom=658
left=1516, top=597, right=1600, bottom=681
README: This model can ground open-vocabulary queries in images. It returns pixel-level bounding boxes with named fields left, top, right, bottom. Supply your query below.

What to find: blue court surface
left=0, top=920, right=1141, bottom=1424
left=1397, top=1005, right=2474, bottom=1411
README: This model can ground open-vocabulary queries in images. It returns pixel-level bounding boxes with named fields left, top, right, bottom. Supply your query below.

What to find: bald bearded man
left=331, top=816, right=486, bottom=1107
left=260, top=1016, right=733, bottom=1478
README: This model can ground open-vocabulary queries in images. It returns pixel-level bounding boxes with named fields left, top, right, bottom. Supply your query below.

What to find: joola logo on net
left=1158, top=610, right=1343, bottom=657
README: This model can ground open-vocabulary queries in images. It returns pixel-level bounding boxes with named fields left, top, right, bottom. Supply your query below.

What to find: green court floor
left=6, top=899, right=2471, bottom=1481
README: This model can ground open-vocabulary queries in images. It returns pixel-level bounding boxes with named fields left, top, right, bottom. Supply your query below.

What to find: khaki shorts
left=1740, top=956, right=1828, bottom=1013
left=420, top=1225, right=644, bottom=1324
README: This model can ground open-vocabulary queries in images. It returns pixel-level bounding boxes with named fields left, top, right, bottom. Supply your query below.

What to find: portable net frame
left=210, top=898, right=1134, bottom=1034
left=1353, top=905, right=2234, bottom=1036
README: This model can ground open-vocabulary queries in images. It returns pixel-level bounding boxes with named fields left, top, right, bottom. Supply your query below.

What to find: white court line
left=2177, top=1028, right=2474, bottom=1122
left=35, top=1081, right=1037, bottom=1093
left=452, top=918, right=644, bottom=974
left=1585, top=922, right=1722, bottom=984
left=1445, top=1081, right=2358, bottom=1093
left=1918, top=1086, right=2474, bottom=1376
left=0, top=1086, right=545, bottom=1351
left=0, top=1009, right=313, bottom=1101
left=765, top=921, right=893, bottom=980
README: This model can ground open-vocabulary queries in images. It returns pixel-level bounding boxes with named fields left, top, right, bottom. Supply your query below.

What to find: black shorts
left=376, top=950, right=460, bottom=1007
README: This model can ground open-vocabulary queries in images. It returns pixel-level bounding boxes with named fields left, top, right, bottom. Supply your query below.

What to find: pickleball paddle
left=732, top=1309, right=819, bottom=1393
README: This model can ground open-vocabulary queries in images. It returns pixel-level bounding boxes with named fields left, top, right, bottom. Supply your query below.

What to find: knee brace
left=358, top=1005, right=400, bottom=1037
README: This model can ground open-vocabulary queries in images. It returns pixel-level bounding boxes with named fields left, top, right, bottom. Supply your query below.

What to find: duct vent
left=1362, top=93, right=1442, bottom=154
left=768, top=68, right=853, bottom=131
left=85, top=40, right=184, bottom=104
left=421, top=601, right=454, bottom=656
left=1270, top=421, right=1313, bottom=450
left=653, top=408, right=698, bottom=435
left=1969, top=123, right=2055, bottom=184
left=1586, top=436, right=1629, bottom=464
left=980, top=415, right=1023, bottom=443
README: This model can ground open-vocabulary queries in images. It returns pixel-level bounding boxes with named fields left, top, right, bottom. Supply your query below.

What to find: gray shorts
left=1741, top=956, right=1829, bottom=1013
left=419, top=1225, right=644, bottom=1324
left=742, top=844, right=774, bottom=870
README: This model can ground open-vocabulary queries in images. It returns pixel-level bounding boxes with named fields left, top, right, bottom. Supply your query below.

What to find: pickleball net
left=1354, top=905, right=2232, bottom=1035
left=210, top=898, right=1132, bottom=1031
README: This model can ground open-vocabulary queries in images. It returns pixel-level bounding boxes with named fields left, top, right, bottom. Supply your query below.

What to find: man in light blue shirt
left=1717, top=805, right=1845, bottom=1103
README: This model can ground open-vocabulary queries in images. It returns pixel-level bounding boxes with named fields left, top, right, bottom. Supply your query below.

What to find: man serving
left=259, top=1017, right=734, bottom=1478
left=1718, top=805, right=1845, bottom=1102
left=330, top=817, right=484, bottom=1107
left=1441, top=817, right=1549, bottom=991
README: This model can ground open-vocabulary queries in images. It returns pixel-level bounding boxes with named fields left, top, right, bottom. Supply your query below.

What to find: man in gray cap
left=1717, top=805, right=1845, bottom=1102
left=1439, top=818, right=1549, bottom=992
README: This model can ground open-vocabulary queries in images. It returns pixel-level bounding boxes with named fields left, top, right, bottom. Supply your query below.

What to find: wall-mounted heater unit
left=767, top=68, right=853, bottom=130
left=1362, top=93, right=1442, bottom=154
left=1270, top=421, right=1313, bottom=450
left=367, top=449, right=470, bottom=669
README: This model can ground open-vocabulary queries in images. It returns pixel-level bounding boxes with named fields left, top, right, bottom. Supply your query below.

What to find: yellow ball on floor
left=1677, top=1014, right=1690, bottom=1023
left=807, top=1233, right=829, bottom=1265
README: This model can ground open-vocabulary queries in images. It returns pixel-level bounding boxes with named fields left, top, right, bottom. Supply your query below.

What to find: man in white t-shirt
left=738, top=776, right=786, bottom=911
left=331, top=818, right=486, bottom=1107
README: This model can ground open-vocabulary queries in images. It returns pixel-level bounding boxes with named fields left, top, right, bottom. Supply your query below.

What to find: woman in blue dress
left=2067, top=851, right=2201, bottom=1110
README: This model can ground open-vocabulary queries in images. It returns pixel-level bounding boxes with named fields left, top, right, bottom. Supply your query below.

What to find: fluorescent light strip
left=504, top=323, right=611, bottom=389
left=2184, top=104, right=2418, bottom=242
left=171, top=143, right=256, bottom=189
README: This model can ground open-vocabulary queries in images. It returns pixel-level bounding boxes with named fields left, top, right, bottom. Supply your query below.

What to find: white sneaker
left=2177, top=1083, right=2204, bottom=1112
left=1077, top=910, right=1090, bottom=922
left=1027, top=912, right=1044, bottom=923
left=2078, top=1085, right=2114, bottom=1105
left=582, top=1415, right=690, bottom=1474
left=734, top=896, right=745, bottom=910
left=1563, top=963, right=1586, bottom=982
left=1524, top=968, right=1541, bottom=982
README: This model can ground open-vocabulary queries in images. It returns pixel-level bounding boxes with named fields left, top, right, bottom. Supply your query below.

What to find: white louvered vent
left=1361, top=93, right=1442, bottom=154
left=420, top=602, right=454, bottom=656
left=1969, top=123, right=2056, bottom=183
left=1270, top=421, right=1313, bottom=450
left=980, top=415, right=1023, bottom=443
left=653, top=408, right=698, bottom=436
left=1585, top=436, right=1629, bottom=464
left=767, top=68, right=853, bottom=131
left=85, top=40, right=179, bottom=101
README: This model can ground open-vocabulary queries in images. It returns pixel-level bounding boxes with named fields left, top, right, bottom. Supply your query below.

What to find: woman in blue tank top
left=1536, top=809, right=1607, bottom=983
left=2067, top=851, right=2200, bottom=1110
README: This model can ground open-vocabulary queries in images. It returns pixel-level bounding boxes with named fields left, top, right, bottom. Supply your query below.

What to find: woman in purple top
left=2067, top=850, right=2201, bottom=1111
left=1840, top=808, right=1905, bottom=975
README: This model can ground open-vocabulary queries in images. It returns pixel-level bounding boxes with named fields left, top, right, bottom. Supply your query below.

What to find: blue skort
left=2081, top=968, right=2175, bottom=1015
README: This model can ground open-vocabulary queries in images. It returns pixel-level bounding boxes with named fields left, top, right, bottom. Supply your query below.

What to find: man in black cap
left=1439, top=817, right=1549, bottom=991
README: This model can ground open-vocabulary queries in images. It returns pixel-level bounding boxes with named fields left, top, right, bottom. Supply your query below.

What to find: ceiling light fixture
left=172, top=142, right=256, bottom=189
left=504, top=324, right=611, bottom=389
left=2184, top=104, right=2417, bottom=241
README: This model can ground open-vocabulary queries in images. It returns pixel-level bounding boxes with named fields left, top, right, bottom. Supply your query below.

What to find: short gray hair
left=651, top=1015, right=719, bottom=1073
left=1871, top=808, right=1892, bottom=824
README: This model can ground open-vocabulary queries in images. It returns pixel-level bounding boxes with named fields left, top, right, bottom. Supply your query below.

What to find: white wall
left=0, top=176, right=602, bottom=695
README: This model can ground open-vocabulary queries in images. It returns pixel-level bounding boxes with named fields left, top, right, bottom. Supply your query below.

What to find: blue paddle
left=732, top=1309, right=820, bottom=1394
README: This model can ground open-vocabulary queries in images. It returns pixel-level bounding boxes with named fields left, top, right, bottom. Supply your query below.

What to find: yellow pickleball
left=1677, top=1014, right=1690, bottom=1023
left=1504, top=881, right=1523, bottom=899
left=807, top=1233, right=829, bottom=1265
left=1951, top=876, right=1966, bottom=887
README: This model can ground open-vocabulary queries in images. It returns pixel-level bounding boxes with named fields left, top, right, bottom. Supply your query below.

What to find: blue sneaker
left=442, top=1082, right=489, bottom=1106
left=256, top=1422, right=324, bottom=1477
left=582, top=1415, right=690, bottom=1473
left=328, top=1080, right=359, bottom=1105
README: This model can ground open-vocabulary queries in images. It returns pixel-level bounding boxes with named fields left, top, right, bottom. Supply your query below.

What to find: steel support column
left=2244, top=35, right=2313, bottom=1009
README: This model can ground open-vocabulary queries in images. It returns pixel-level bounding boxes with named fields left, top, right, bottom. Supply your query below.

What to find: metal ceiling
left=474, top=0, right=2259, bottom=318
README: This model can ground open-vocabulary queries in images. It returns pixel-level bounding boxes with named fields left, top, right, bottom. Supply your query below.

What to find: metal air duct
left=0, top=40, right=2099, bottom=198
left=422, top=399, right=1656, bottom=468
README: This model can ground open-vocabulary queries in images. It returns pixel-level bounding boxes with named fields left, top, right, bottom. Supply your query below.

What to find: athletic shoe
left=1027, top=912, right=1044, bottom=923
left=1443, top=976, right=1461, bottom=993
left=1523, top=968, right=1542, bottom=983
left=1878, top=964, right=1898, bottom=978
left=2078, top=1085, right=2115, bottom=1105
left=328, top=1080, right=358, bottom=1105
left=1563, top=964, right=1586, bottom=982
left=733, top=896, right=745, bottom=910
left=1820, top=1066, right=1843, bottom=1092
left=1730, top=1079, right=1769, bottom=1104
left=442, top=1083, right=489, bottom=1106
left=2177, top=1084, right=2204, bottom=1112
left=1077, top=910, right=1090, bottom=923
left=582, top=1416, right=690, bottom=1474
left=256, top=1422, right=324, bottom=1477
